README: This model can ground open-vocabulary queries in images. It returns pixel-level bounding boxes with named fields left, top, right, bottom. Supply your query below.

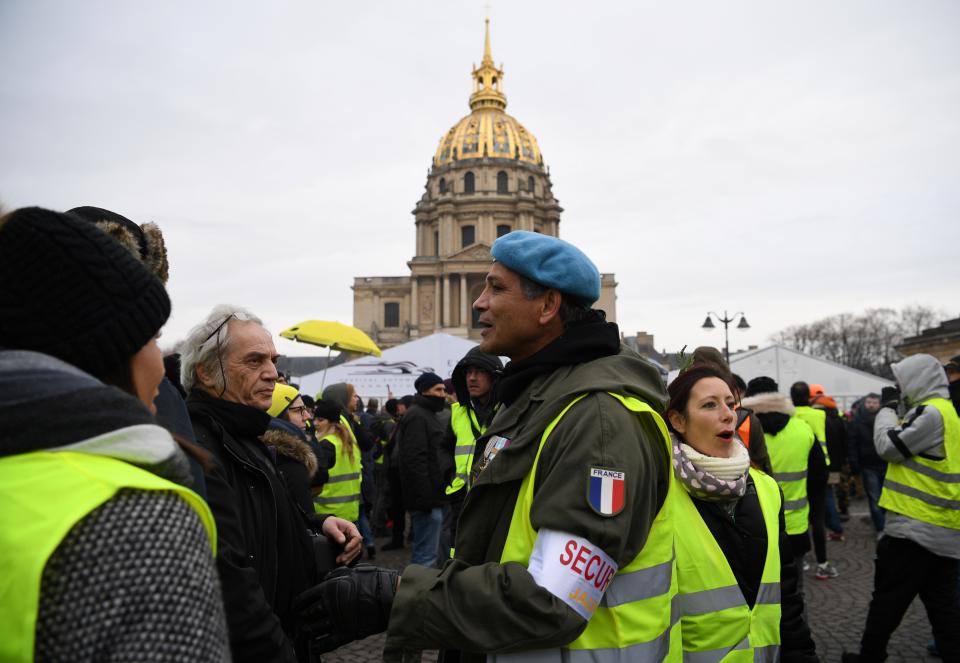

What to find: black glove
left=295, top=564, right=399, bottom=653
left=880, top=386, right=900, bottom=411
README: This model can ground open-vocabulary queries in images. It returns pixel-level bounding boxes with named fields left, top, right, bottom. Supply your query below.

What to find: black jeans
left=859, top=535, right=960, bottom=662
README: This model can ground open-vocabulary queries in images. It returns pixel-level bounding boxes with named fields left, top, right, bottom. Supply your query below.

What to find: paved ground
left=324, top=496, right=938, bottom=662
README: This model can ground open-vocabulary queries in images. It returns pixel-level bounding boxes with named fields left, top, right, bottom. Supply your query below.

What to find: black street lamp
left=702, top=310, right=750, bottom=363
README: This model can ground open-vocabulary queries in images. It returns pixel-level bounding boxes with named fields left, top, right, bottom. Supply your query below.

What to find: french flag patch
left=588, top=467, right=626, bottom=516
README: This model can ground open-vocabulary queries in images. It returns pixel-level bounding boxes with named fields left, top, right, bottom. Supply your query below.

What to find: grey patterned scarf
left=671, top=432, right=750, bottom=502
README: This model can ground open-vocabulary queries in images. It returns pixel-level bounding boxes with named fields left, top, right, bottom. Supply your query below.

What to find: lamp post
left=702, top=310, right=750, bottom=363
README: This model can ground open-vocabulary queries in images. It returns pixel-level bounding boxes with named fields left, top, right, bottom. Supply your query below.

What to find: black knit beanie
left=0, top=207, right=171, bottom=379
left=745, top=376, right=779, bottom=398
left=414, top=372, right=444, bottom=394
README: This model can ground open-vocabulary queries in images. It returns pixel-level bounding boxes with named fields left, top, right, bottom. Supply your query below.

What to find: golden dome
left=433, top=20, right=544, bottom=168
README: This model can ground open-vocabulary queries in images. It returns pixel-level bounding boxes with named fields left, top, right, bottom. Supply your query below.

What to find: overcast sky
left=1, top=1, right=957, bottom=360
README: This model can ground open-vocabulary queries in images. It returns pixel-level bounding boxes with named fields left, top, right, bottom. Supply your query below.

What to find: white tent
left=298, top=333, right=479, bottom=401
left=731, top=344, right=893, bottom=410
left=667, top=344, right=894, bottom=409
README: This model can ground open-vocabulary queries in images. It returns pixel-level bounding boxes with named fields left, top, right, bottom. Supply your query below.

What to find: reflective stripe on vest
left=765, top=416, right=815, bottom=535
left=675, top=468, right=782, bottom=661
left=0, top=450, right=217, bottom=663
left=794, top=406, right=830, bottom=466
left=446, top=403, right=484, bottom=495
left=314, top=426, right=362, bottom=522
left=496, top=392, right=680, bottom=662
left=879, top=398, right=960, bottom=529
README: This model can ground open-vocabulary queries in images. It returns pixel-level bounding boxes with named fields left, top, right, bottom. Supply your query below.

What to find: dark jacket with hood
left=397, top=392, right=453, bottom=511
left=0, top=350, right=228, bottom=662
left=317, top=383, right=375, bottom=505
left=385, top=317, right=670, bottom=661
left=846, top=401, right=884, bottom=474
left=188, top=388, right=322, bottom=663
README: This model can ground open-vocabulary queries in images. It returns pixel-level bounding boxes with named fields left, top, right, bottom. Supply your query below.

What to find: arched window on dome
left=434, top=230, right=439, bottom=256
left=439, top=178, right=447, bottom=194
left=461, top=225, right=475, bottom=248
left=497, top=171, right=508, bottom=194
left=464, top=172, right=475, bottom=194
left=496, top=224, right=511, bottom=238
left=527, top=176, right=535, bottom=194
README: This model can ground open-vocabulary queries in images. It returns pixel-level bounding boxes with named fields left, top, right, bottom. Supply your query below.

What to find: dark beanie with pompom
left=0, top=207, right=171, bottom=379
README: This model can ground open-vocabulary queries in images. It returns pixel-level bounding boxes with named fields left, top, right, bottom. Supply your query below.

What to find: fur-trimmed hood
left=740, top=391, right=794, bottom=416
left=260, top=429, right=318, bottom=478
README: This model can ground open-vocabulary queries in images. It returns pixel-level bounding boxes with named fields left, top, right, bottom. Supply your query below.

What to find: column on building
left=434, top=275, right=441, bottom=331
left=443, top=274, right=451, bottom=329
left=373, top=292, right=381, bottom=330
left=410, top=277, right=419, bottom=329
left=460, top=274, right=468, bottom=329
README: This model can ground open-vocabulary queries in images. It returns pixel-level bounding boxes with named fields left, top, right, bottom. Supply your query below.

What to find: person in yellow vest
left=0, top=207, right=228, bottom=662
left=789, top=381, right=838, bottom=580
left=312, top=398, right=364, bottom=525
left=843, top=354, right=960, bottom=663
left=666, top=363, right=817, bottom=662
left=297, top=230, right=677, bottom=662
left=742, top=377, right=829, bottom=590
left=439, top=346, right=503, bottom=560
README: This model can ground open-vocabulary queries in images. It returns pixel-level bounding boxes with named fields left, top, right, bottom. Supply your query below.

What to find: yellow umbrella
left=279, top=320, right=381, bottom=391
left=279, top=320, right=381, bottom=357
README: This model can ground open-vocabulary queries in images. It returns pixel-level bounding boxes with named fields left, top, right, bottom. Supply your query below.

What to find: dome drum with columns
left=353, top=20, right=617, bottom=349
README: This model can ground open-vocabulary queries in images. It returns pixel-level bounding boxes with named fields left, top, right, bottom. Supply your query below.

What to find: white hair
left=180, top=305, right=265, bottom=393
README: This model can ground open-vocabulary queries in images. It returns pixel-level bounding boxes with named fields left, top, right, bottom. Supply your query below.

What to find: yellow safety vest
left=675, top=469, right=782, bottom=662
left=497, top=392, right=680, bottom=662
left=446, top=403, right=485, bottom=496
left=0, top=450, right=217, bottom=663
left=793, top=406, right=830, bottom=466
left=765, top=417, right=815, bottom=535
left=879, top=397, right=960, bottom=530
left=314, top=419, right=362, bottom=522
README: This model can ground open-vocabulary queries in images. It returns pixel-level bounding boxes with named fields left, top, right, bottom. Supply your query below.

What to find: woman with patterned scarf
left=667, top=363, right=819, bottom=662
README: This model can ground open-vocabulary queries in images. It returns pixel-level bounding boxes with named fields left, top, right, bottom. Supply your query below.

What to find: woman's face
left=668, top=376, right=737, bottom=458
left=130, top=336, right=165, bottom=415
left=285, top=396, right=309, bottom=432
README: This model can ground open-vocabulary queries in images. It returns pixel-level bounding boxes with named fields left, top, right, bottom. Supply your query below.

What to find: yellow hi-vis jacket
left=497, top=393, right=680, bottom=662
left=446, top=403, right=484, bottom=496
left=879, top=397, right=960, bottom=530
left=0, top=451, right=216, bottom=663
left=314, top=417, right=362, bottom=521
left=793, top=406, right=830, bottom=466
left=675, top=469, right=782, bottom=662
left=765, top=417, right=815, bottom=535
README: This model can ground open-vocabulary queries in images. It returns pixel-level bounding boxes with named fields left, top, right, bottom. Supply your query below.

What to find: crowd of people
left=0, top=205, right=957, bottom=663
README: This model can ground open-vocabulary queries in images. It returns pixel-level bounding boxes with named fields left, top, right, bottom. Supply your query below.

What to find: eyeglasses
left=203, top=313, right=235, bottom=398
left=287, top=406, right=307, bottom=417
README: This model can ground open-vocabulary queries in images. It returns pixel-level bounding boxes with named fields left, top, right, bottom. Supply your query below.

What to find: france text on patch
left=587, top=467, right=625, bottom=516
left=527, top=529, right=618, bottom=621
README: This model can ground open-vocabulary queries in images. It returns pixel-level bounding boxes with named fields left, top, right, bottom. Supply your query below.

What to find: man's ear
left=538, top=289, right=563, bottom=326
left=195, top=362, right=216, bottom=389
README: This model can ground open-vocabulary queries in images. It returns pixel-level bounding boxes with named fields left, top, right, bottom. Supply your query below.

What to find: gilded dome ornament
left=433, top=18, right=544, bottom=168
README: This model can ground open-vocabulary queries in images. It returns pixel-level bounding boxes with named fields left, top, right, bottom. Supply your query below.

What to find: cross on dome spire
left=470, top=18, right=507, bottom=111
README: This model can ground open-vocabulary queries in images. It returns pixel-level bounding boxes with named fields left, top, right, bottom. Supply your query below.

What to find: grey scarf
left=671, top=432, right=749, bottom=502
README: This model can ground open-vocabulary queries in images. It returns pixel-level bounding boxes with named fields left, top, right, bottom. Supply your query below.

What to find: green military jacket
left=385, top=346, right=670, bottom=661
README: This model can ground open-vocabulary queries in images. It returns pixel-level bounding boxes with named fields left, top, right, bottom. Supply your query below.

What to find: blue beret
left=491, top=231, right=600, bottom=304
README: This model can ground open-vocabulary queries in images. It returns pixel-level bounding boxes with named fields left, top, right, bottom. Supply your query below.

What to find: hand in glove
left=295, top=564, right=399, bottom=653
left=880, top=386, right=901, bottom=411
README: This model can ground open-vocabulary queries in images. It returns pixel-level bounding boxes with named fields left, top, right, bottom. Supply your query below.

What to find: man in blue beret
left=296, top=231, right=679, bottom=661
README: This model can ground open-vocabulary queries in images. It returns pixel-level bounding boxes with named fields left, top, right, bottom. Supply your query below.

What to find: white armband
left=526, top=528, right=618, bottom=621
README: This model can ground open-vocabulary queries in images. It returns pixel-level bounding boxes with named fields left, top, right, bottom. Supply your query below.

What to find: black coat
left=691, top=477, right=818, bottom=663
left=845, top=404, right=884, bottom=473
left=397, top=394, right=453, bottom=512
left=188, top=390, right=318, bottom=663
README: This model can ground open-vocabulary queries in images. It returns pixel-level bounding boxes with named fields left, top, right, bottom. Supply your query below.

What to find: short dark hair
left=790, top=381, right=810, bottom=407
left=517, top=274, right=593, bottom=326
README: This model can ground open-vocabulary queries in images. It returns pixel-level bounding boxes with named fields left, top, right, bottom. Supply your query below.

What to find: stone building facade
left=353, top=20, right=617, bottom=349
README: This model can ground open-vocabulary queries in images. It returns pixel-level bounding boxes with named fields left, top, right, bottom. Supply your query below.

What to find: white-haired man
left=182, top=305, right=361, bottom=663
